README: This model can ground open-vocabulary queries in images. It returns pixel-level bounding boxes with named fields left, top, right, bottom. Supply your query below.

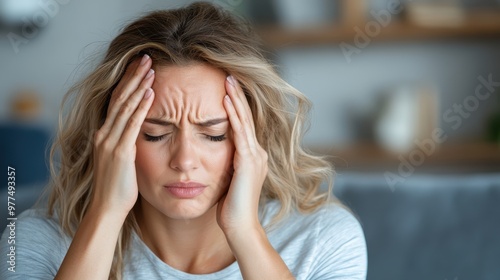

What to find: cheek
left=221, top=140, right=235, bottom=165
left=135, top=142, right=162, bottom=184
left=208, top=141, right=235, bottom=178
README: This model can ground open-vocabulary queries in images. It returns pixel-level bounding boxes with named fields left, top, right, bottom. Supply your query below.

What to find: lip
left=164, top=182, right=207, bottom=199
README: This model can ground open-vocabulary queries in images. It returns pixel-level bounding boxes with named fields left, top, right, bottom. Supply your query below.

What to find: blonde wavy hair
left=46, top=2, right=337, bottom=279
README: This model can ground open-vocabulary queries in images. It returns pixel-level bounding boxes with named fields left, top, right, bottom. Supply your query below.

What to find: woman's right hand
left=90, top=54, right=155, bottom=216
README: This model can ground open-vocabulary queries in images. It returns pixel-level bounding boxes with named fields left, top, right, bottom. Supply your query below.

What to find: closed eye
left=206, top=134, right=226, bottom=142
left=144, top=133, right=166, bottom=142
left=144, top=133, right=226, bottom=142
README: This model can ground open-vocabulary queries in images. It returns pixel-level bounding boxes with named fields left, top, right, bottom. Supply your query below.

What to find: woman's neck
left=134, top=197, right=235, bottom=274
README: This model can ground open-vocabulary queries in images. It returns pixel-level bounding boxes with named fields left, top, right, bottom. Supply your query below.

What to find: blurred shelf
left=257, top=10, right=500, bottom=48
left=309, top=142, right=500, bottom=173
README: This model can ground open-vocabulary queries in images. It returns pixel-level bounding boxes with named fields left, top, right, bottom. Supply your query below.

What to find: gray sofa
left=334, top=172, right=500, bottom=280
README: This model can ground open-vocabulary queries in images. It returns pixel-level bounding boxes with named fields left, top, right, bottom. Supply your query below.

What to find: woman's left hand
left=217, top=75, right=268, bottom=236
left=217, top=76, right=295, bottom=280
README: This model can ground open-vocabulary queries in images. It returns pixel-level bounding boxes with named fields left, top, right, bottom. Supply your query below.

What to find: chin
left=139, top=193, right=218, bottom=221
left=163, top=200, right=216, bottom=220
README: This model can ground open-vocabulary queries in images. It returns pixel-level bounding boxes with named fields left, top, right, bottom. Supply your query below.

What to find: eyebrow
left=144, top=118, right=228, bottom=127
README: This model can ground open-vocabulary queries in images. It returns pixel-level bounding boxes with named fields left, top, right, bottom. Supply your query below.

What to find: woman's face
left=135, top=63, right=235, bottom=220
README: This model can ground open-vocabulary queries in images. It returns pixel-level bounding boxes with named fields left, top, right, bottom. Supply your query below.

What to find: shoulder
left=314, top=203, right=366, bottom=243
left=2, top=208, right=66, bottom=242
left=0, top=208, right=69, bottom=278
left=261, top=200, right=367, bottom=279
left=310, top=203, right=367, bottom=261
left=308, top=204, right=367, bottom=279
left=7, top=207, right=60, bottom=228
left=262, top=200, right=364, bottom=238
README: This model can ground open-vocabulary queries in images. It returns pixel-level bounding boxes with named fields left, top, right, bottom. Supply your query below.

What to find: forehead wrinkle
left=185, top=94, right=205, bottom=124
left=149, top=63, right=228, bottom=125
left=173, top=78, right=225, bottom=124
left=149, top=91, right=225, bottom=126
left=149, top=82, right=185, bottom=122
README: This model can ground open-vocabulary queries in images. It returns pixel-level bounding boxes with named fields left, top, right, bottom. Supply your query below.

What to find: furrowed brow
left=196, top=118, right=228, bottom=127
left=144, top=118, right=227, bottom=127
left=144, top=119, right=174, bottom=126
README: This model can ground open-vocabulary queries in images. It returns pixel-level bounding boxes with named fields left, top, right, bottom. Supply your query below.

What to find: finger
left=225, top=76, right=256, bottom=149
left=216, top=193, right=227, bottom=222
left=226, top=75, right=256, bottom=135
left=224, top=94, right=251, bottom=153
left=119, top=88, right=155, bottom=147
left=102, top=54, right=152, bottom=134
left=109, top=54, right=151, bottom=109
left=109, top=57, right=142, bottom=107
left=106, top=69, right=155, bottom=144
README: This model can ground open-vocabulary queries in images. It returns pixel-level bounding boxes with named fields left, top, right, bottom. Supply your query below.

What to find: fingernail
left=224, top=94, right=232, bottom=104
left=144, top=88, right=153, bottom=99
left=227, top=75, right=235, bottom=87
left=140, top=54, right=150, bottom=66
left=146, top=69, right=155, bottom=79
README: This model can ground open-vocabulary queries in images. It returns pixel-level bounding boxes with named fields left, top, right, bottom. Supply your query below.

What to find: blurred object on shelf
left=10, top=88, right=42, bottom=120
left=374, top=84, right=439, bottom=153
left=345, top=103, right=378, bottom=145
left=485, top=70, right=500, bottom=144
left=488, top=112, right=500, bottom=143
left=461, top=0, right=500, bottom=9
left=0, top=0, right=40, bottom=27
left=341, top=0, right=367, bottom=25
left=272, top=0, right=339, bottom=29
left=405, top=0, right=466, bottom=27
left=246, top=0, right=278, bottom=25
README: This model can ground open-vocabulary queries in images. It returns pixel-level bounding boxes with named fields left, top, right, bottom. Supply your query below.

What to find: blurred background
left=1, top=0, right=499, bottom=279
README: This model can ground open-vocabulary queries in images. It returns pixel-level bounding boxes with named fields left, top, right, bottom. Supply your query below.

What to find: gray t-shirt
left=1, top=200, right=367, bottom=279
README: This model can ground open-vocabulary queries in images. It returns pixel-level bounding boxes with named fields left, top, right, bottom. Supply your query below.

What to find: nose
left=168, top=132, right=200, bottom=173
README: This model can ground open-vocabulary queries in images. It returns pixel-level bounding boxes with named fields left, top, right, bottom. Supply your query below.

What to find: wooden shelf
left=309, top=142, right=500, bottom=173
left=257, top=10, right=500, bottom=48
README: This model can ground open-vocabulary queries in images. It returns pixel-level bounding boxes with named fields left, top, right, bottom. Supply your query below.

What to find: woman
left=0, top=2, right=366, bottom=279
